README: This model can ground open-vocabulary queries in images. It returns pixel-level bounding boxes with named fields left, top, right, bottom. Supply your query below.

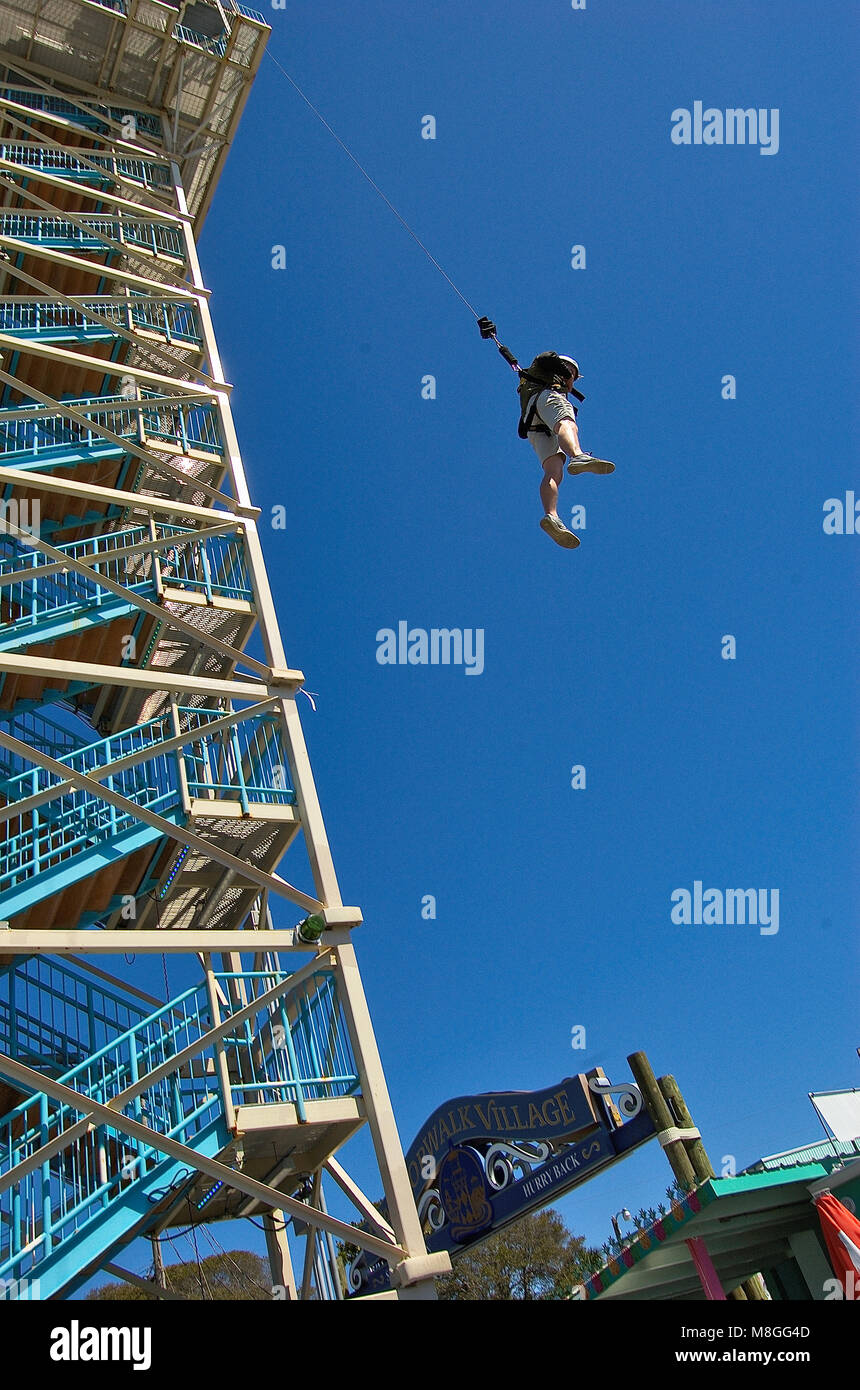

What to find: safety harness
left=477, top=319, right=585, bottom=439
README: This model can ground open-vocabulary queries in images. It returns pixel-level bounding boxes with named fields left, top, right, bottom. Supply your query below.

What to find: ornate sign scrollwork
left=483, top=1141, right=552, bottom=1190
left=588, top=1075, right=643, bottom=1119
left=417, top=1187, right=446, bottom=1231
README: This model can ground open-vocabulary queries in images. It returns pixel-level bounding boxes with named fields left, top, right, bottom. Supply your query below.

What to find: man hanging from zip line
left=517, top=351, right=615, bottom=550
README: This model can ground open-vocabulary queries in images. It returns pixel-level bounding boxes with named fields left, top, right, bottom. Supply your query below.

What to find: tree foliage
left=87, top=1250, right=272, bottom=1301
left=437, top=1208, right=602, bottom=1300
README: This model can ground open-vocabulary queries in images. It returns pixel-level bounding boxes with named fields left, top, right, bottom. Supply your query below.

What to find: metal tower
left=0, top=0, right=446, bottom=1302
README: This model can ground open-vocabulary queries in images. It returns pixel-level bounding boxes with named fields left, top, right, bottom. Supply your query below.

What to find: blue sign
left=347, top=1074, right=656, bottom=1296
left=404, top=1076, right=601, bottom=1193
left=427, top=1126, right=616, bottom=1254
left=437, top=1146, right=494, bottom=1243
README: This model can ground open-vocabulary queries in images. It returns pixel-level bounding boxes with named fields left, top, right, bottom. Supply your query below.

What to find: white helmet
left=558, top=355, right=580, bottom=380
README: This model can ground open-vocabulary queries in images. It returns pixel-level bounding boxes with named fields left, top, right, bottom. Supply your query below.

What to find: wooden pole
left=657, top=1074, right=767, bottom=1301
left=627, top=1051, right=697, bottom=1189
left=741, top=1274, right=768, bottom=1301
left=151, top=1235, right=165, bottom=1289
left=629, top=1055, right=729, bottom=1299
left=658, top=1074, right=715, bottom=1180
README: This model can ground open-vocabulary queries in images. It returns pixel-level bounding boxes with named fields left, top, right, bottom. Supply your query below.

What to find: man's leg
left=540, top=452, right=565, bottom=517
left=538, top=452, right=579, bottom=549
left=556, top=419, right=615, bottom=475
left=555, top=418, right=583, bottom=460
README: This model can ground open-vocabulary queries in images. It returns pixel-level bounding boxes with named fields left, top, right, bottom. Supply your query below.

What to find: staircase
left=0, top=703, right=296, bottom=927
left=0, top=955, right=360, bottom=1299
left=0, top=522, right=252, bottom=653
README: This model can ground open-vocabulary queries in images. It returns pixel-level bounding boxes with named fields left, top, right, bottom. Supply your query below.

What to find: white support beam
left=101, top=1263, right=185, bottom=1301
left=235, top=1156, right=297, bottom=1218
left=0, top=333, right=221, bottom=398
left=263, top=1214, right=297, bottom=1300
left=169, top=184, right=347, bottom=911
left=0, top=462, right=241, bottom=523
left=333, top=941, right=435, bottom=1270
left=0, top=652, right=277, bottom=698
left=300, top=1172, right=322, bottom=1301
left=0, top=930, right=351, bottom=954
left=324, top=1156, right=397, bottom=1241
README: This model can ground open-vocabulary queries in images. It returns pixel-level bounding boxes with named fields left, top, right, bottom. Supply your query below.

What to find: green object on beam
left=297, top=914, right=325, bottom=945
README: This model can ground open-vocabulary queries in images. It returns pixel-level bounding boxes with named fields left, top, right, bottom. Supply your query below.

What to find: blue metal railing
left=0, top=144, right=172, bottom=191
left=0, top=297, right=200, bottom=346
left=173, top=23, right=227, bottom=57
left=0, top=983, right=221, bottom=1284
left=0, top=89, right=162, bottom=139
left=0, top=392, right=222, bottom=465
left=0, top=212, right=184, bottom=259
left=217, top=970, right=359, bottom=1112
left=139, top=390, right=222, bottom=455
left=0, top=956, right=149, bottom=1075
left=82, top=0, right=268, bottom=37
left=178, top=708, right=293, bottom=808
left=0, top=708, right=81, bottom=765
left=0, top=526, right=155, bottom=644
left=0, top=967, right=357, bottom=1289
left=0, top=716, right=181, bottom=900
left=0, top=708, right=295, bottom=898
left=0, top=522, right=253, bottom=644
left=155, top=525, right=253, bottom=601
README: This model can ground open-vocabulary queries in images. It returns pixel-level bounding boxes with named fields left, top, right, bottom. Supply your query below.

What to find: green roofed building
left=582, top=1139, right=860, bottom=1301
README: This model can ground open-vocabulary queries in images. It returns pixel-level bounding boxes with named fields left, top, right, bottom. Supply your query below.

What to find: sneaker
left=567, top=453, right=615, bottom=475
left=540, top=515, right=581, bottom=549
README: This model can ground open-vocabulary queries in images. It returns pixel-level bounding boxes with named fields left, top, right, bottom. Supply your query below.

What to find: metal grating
left=0, top=0, right=270, bottom=223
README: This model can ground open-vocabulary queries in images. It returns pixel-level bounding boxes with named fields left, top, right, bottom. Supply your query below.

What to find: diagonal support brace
left=0, top=1052, right=407, bottom=1264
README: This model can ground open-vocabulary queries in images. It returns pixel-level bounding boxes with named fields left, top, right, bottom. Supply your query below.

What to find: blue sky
left=109, top=0, right=857, bottom=1278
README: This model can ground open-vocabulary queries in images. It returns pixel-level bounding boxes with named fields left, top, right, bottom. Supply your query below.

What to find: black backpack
left=517, top=352, right=585, bottom=438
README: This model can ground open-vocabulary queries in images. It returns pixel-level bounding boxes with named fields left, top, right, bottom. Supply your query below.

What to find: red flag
left=814, top=1192, right=860, bottom=1295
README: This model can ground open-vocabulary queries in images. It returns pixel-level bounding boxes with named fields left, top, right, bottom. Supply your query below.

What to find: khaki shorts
left=526, top=389, right=576, bottom=463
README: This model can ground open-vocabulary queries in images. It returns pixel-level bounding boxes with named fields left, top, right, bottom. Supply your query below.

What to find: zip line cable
left=264, top=50, right=484, bottom=325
